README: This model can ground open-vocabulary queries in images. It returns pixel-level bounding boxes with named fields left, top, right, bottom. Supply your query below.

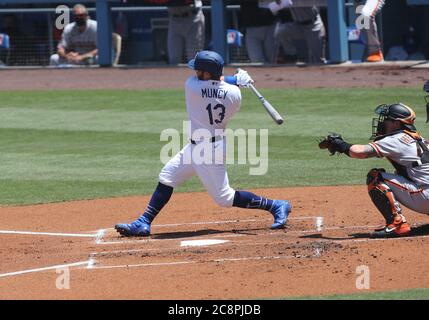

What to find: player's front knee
left=158, top=171, right=176, bottom=189
left=366, top=168, right=386, bottom=190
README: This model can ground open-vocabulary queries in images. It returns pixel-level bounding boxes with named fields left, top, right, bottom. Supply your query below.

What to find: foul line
left=0, top=230, right=97, bottom=238
left=0, top=260, right=91, bottom=279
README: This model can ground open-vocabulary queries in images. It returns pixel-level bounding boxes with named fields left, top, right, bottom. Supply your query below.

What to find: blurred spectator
left=241, top=0, right=291, bottom=63
left=167, top=0, right=205, bottom=64
left=356, top=0, right=385, bottom=62
left=275, top=4, right=326, bottom=64
left=50, top=4, right=98, bottom=66
left=1, top=14, right=23, bottom=66
left=386, top=25, right=425, bottom=61
left=0, top=33, right=10, bottom=66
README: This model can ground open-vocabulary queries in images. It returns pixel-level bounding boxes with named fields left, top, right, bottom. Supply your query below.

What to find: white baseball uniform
left=159, top=76, right=242, bottom=207
left=358, top=0, right=386, bottom=54
left=369, top=132, right=429, bottom=214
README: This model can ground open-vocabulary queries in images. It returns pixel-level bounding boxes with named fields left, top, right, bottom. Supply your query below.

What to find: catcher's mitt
left=318, top=133, right=345, bottom=155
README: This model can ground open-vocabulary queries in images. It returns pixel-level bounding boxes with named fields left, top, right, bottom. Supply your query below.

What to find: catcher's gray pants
left=381, top=172, right=429, bottom=215
left=245, top=24, right=277, bottom=64
left=275, top=14, right=326, bottom=64
left=168, top=9, right=205, bottom=64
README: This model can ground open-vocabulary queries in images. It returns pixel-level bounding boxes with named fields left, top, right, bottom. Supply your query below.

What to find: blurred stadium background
left=0, top=0, right=428, bottom=67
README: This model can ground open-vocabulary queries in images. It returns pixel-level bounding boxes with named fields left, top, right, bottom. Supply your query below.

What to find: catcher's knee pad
left=366, top=168, right=386, bottom=190
left=368, top=182, right=402, bottom=224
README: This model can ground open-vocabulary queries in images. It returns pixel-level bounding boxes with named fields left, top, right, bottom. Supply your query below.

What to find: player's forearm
left=349, top=144, right=378, bottom=159
left=57, top=46, right=67, bottom=59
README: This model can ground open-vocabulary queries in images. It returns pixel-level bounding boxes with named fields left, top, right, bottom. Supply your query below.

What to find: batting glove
left=235, top=69, right=254, bottom=88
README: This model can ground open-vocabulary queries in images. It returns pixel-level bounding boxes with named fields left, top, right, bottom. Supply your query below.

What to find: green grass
left=0, top=87, right=427, bottom=205
left=285, top=288, right=429, bottom=300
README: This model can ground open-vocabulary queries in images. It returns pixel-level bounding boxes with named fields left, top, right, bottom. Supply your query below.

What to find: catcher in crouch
left=319, top=101, right=429, bottom=238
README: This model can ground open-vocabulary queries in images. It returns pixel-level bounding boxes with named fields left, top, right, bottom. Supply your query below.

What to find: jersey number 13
left=206, top=103, right=225, bottom=125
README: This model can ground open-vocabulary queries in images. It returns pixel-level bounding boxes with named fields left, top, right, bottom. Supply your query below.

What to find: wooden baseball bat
left=248, top=83, right=284, bottom=125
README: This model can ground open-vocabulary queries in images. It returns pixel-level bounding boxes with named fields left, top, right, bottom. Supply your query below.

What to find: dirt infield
left=0, top=186, right=428, bottom=299
left=0, top=64, right=428, bottom=91
left=0, top=65, right=428, bottom=299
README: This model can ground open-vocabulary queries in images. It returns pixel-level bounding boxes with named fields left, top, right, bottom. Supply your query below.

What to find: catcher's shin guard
left=366, top=168, right=402, bottom=225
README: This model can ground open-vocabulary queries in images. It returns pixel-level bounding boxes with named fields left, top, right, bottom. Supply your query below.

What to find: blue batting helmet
left=188, top=51, right=224, bottom=78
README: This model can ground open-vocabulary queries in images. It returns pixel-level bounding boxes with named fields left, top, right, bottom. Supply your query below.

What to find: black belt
left=190, top=136, right=222, bottom=145
left=171, top=9, right=198, bottom=18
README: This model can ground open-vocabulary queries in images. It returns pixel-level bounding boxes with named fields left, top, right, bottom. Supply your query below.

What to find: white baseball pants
left=159, top=140, right=236, bottom=207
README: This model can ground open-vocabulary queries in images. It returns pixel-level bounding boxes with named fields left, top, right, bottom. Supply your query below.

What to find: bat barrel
left=249, top=84, right=284, bottom=125
left=237, top=69, right=284, bottom=125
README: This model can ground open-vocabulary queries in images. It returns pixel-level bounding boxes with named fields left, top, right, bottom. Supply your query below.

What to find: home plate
left=180, top=239, right=229, bottom=247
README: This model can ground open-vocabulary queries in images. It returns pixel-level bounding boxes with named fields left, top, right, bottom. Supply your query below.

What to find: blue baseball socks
left=233, top=190, right=291, bottom=229
left=233, top=190, right=274, bottom=210
left=136, top=182, right=173, bottom=225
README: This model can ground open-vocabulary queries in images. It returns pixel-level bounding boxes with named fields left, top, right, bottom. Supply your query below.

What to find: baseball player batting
left=115, top=51, right=291, bottom=237
left=319, top=98, right=429, bottom=238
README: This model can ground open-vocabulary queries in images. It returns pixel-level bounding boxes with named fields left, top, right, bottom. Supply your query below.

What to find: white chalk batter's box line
left=0, top=230, right=98, bottom=238
left=95, top=222, right=429, bottom=246
left=100, top=221, right=383, bottom=246
left=91, top=238, right=326, bottom=257
left=82, top=253, right=321, bottom=272
left=85, top=233, right=429, bottom=272
left=0, top=240, right=324, bottom=279
left=0, top=216, right=321, bottom=242
left=90, top=223, right=429, bottom=262
left=0, top=260, right=93, bottom=279
left=93, top=222, right=429, bottom=256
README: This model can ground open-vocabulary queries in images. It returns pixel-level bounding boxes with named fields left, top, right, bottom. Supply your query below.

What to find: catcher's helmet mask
left=371, top=103, right=417, bottom=139
left=188, top=51, right=224, bottom=79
